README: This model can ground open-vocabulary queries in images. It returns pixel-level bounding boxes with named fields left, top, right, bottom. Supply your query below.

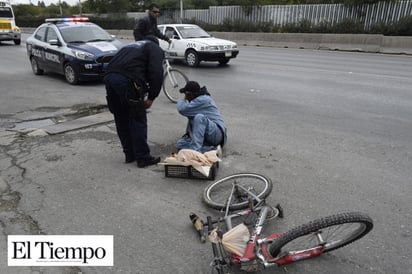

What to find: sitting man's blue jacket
left=177, top=94, right=227, bottom=146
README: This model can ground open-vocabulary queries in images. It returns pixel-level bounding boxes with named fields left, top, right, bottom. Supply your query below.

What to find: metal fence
left=158, top=1, right=412, bottom=31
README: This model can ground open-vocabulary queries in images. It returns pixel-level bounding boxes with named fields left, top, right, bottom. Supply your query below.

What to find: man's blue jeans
left=104, top=73, right=150, bottom=160
left=177, top=113, right=223, bottom=153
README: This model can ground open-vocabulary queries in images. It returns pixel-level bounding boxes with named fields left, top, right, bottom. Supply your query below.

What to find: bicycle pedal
left=275, top=204, right=284, bottom=218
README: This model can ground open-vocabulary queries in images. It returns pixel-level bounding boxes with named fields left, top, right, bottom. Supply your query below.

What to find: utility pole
left=180, top=0, right=183, bottom=23
left=58, top=0, right=62, bottom=16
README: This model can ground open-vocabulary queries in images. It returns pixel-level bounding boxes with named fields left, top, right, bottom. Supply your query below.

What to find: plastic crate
left=164, top=162, right=218, bottom=180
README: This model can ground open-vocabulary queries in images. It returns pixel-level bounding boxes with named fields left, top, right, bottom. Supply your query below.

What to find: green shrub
left=333, top=18, right=364, bottom=34
left=90, top=16, right=135, bottom=29
left=395, top=16, right=412, bottom=36
left=313, top=20, right=333, bottom=33
left=16, top=16, right=45, bottom=27
left=369, top=21, right=395, bottom=35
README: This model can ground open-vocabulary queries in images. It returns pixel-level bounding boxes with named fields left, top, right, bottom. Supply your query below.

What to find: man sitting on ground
left=176, top=81, right=227, bottom=153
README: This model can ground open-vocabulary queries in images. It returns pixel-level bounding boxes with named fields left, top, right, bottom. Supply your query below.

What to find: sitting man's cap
left=180, top=81, right=201, bottom=94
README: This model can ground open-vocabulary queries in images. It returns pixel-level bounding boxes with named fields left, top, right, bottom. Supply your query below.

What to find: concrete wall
left=21, top=28, right=412, bottom=55
left=208, top=32, right=412, bottom=55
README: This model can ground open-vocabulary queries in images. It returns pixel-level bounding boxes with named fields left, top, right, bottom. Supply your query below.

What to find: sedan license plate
left=225, top=51, right=232, bottom=57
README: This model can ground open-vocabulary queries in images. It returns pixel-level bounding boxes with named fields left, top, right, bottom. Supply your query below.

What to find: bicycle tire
left=269, top=212, right=373, bottom=258
left=162, top=68, right=188, bottom=103
left=203, top=173, right=273, bottom=211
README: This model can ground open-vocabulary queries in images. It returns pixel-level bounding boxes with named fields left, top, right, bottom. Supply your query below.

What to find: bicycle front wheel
left=203, top=173, right=273, bottom=211
left=163, top=68, right=188, bottom=103
left=269, top=212, right=373, bottom=258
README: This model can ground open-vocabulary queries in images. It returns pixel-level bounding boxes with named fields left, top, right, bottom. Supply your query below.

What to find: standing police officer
left=133, top=3, right=170, bottom=43
left=104, top=37, right=164, bottom=168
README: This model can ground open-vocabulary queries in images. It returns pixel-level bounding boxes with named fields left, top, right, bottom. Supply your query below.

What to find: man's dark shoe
left=137, top=156, right=160, bottom=168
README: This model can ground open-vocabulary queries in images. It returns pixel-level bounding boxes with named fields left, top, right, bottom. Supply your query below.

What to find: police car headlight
left=72, top=50, right=94, bottom=60
left=231, top=45, right=238, bottom=49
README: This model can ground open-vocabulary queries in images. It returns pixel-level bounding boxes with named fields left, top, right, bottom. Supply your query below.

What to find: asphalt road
left=0, top=37, right=411, bottom=274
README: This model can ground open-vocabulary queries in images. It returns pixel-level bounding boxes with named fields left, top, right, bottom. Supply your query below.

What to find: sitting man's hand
left=185, top=92, right=195, bottom=102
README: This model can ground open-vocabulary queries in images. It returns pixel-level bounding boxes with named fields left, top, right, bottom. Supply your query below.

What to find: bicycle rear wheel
left=163, top=68, right=188, bottom=103
left=203, top=173, right=273, bottom=211
left=269, top=212, right=373, bottom=258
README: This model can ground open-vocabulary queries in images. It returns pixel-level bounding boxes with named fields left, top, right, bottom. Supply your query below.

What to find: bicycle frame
left=162, top=45, right=188, bottom=103
left=163, top=53, right=173, bottom=76
left=200, top=174, right=373, bottom=273
left=206, top=182, right=326, bottom=272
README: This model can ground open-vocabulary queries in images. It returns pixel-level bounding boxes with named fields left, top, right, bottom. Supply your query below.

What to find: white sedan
left=158, top=24, right=239, bottom=67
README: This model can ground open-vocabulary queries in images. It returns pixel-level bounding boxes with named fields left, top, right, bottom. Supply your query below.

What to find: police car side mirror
left=172, top=35, right=179, bottom=40
left=49, top=39, right=61, bottom=46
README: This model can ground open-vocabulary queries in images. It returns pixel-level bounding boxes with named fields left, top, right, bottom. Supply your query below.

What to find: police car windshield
left=60, top=25, right=113, bottom=43
left=176, top=26, right=211, bottom=39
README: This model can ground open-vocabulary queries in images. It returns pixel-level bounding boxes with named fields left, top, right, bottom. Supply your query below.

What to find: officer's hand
left=144, top=99, right=153, bottom=109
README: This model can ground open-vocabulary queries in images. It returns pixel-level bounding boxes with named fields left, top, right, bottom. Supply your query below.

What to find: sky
left=10, top=0, right=81, bottom=7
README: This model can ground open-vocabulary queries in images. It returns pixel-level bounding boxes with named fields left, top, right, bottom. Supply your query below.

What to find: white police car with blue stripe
left=26, top=17, right=122, bottom=84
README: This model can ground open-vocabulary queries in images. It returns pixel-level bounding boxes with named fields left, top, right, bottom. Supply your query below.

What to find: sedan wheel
left=185, top=50, right=200, bottom=67
left=30, top=57, right=44, bottom=75
left=64, top=64, right=79, bottom=85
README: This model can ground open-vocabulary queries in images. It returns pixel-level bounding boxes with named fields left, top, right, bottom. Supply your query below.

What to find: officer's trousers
left=104, top=72, right=150, bottom=161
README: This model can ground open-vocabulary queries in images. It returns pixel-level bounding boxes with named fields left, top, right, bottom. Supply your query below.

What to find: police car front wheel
left=64, top=64, right=79, bottom=85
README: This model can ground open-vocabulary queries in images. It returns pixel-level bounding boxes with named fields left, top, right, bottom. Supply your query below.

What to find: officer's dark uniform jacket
left=133, top=16, right=169, bottom=42
left=106, top=41, right=164, bottom=100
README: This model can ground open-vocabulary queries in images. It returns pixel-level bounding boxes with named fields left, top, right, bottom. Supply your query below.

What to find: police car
left=26, top=17, right=122, bottom=84
left=158, top=24, right=239, bottom=67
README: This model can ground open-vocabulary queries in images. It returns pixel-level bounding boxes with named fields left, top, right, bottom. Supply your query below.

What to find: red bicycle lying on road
left=191, top=173, right=373, bottom=273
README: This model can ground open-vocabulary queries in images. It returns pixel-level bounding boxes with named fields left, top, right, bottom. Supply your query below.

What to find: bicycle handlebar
left=189, top=213, right=206, bottom=243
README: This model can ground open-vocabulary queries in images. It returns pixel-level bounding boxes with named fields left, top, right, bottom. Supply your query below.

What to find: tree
left=188, top=0, right=218, bottom=9
left=82, top=0, right=130, bottom=14
left=12, top=4, right=39, bottom=17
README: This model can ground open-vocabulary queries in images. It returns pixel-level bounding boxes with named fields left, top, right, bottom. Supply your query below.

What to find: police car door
left=30, top=26, right=47, bottom=68
left=43, top=26, right=63, bottom=73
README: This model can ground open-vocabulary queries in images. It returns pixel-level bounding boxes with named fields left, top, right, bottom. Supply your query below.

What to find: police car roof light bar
left=45, top=17, right=89, bottom=23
